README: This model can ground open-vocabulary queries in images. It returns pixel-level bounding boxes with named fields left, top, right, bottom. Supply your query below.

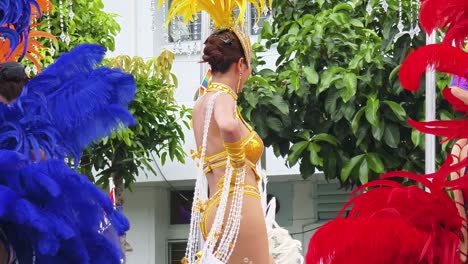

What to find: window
left=168, top=240, right=187, bottom=264
left=250, top=2, right=272, bottom=35
left=167, top=1, right=201, bottom=43
left=170, top=190, right=194, bottom=225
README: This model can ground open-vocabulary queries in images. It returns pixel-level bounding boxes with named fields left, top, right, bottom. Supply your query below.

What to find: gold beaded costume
left=157, top=1, right=304, bottom=263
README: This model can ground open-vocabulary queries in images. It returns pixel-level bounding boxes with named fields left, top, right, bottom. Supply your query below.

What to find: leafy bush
left=240, top=0, right=454, bottom=187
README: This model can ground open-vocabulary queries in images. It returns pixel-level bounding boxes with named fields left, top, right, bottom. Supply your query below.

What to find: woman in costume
left=445, top=75, right=468, bottom=262
left=192, top=29, right=272, bottom=263
left=158, top=1, right=303, bottom=263
left=0, top=1, right=135, bottom=263
left=306, top=0, right=468, bottom=263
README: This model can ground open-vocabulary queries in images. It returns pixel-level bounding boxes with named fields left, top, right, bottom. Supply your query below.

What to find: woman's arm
left=213, top=94, right=243, bottom=143
left=450, top=87, right=468, bottom=105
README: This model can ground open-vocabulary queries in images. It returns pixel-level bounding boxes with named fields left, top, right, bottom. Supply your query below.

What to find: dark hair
left=0, top=62, right=28, bottom=101
left=202, top=30, right=246, bottom=73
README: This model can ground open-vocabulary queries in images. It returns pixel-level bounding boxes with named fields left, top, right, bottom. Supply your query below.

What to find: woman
left=0, top=62, right=29, bottom=264
left=0, top=62, right=28, bottom=103
left=159, top=1, right=303, bottom=263
left=447, top=75, right=468, bottom=263
left=307, top=0, right=468, bottom=260
left=190, top=29, right=272, bottom=263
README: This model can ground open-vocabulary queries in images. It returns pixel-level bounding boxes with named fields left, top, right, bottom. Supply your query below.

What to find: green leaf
left=329, top=13, right=349, bottom=26
left=266, top=116, right=283, bottom=132
left=356, top=125, right=368, bottom=146
left=247, top=76, right=270, bottom=86
left=365, top=97, right=380, bottom=127
left=297, top=130, right=311, bottom=141
left=311, top=133, right=339, bottom=146
left=366, top=153, right=385, bottom=173
left=350, top=19, right=364, bottom=28
left=341, top=154, right=365, bottom=182
left=288, top=141, right=309, bottom=167
left=303, top=66, right=319, bottom=84
left=389, top=65, right=401, bottom=81
left=411, top=129, right=422, bottom=147
left=384, top=123, right=400, bottom=148
left=352, top=107, right=366, bottom=134
left=332, top=3, right=354, bottom=13
left=309, top=143, right=324, bottom=166
left=383, top=100, right=406, bottom=121
left=371, top=120, right=385, bottom=140
left=341, top=72, right=357, bottom=102
left=271, top=95, right=289, bottom=115
left=261, top=21, right=274, bottom=39
left=439, top=110, right=454, bottom=120
left=319, top=67, right=341, bottom=94
left=342, top=102, right=355, bottom=122
left=291, top=73, right=300, bottom=91
left=161, top=151, right=167, bottom=165
left=359, top=159, right=369, bottom=184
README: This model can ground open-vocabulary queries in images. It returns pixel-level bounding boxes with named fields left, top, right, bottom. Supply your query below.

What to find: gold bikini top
left=191, top=82, right=264, bottom=181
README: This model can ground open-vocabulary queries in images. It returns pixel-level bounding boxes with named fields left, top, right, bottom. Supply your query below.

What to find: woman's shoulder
left=194, top=92, right=236, bottom=113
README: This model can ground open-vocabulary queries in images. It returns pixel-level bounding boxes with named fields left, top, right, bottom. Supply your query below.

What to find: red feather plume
left=306, top=156, right=468, bottom=264
left=442, top=15, right=468, bottom=47
left=442, top=88, right=468, bottom=112
left=419, top=0, right=468, bottom=36
left=399, top=44, right=468, bottom=91
left=407, top=119, right=468, bottom=142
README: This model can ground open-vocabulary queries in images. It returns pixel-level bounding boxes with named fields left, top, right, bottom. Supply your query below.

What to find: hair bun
left=202, top=47, right=225, bottom=70
left=0, top=62, right=27, bottom=82
left=201, top=30, right=245, bottom=73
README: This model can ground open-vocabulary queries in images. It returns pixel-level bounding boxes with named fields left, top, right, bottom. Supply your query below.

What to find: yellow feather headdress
left=158, top=0, right=272, bottom=65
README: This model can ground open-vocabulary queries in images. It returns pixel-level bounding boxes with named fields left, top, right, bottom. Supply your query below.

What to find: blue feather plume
left=0, top=44, right=136, bottom=162
left=24, top=44, right=136, bottom=161
left=0, top=151, right=129, bottom=263
left=0, top=42, right=136, bottom=262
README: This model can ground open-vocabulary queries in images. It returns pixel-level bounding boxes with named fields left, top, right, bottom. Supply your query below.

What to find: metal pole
left=425, top=32, right=436, bottom=174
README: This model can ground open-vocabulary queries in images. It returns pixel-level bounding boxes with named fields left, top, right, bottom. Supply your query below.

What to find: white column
left=425, top=32, right=436, bottom=174
left=199, top=12, right=211, bottom=83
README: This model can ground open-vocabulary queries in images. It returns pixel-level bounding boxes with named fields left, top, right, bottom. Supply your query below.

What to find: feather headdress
left=158, top=0, right=272, bottom=65
left=0, top=0, right=56, bottom=72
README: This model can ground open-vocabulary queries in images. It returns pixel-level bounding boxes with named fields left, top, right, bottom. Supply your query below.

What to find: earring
left=237, top=73, right=242, bottom=94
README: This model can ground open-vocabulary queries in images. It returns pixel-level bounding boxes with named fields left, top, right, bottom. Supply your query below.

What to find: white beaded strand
left=381, top=0, right=388, bottom=12
left=151, top=0, right=158, bottom=31
left=66, top=0, right=73, bottom=44
left=184, top=92, right=221, bottom=263
left=217, top=165, right=246, bottom=262
left=59, top=0, right=66, bottom=42
left=68, top=0, right=75, bottom=20
left=397, top=0, right=404, bottom=32
left=412, top=0, right=421, bottom=38
left=45, top=0, right=55, bottom=56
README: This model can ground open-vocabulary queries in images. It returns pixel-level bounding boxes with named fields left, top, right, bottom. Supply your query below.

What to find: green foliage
left=40, top=1, right=190, bottom=191
left=80, top=51, right=191, bottom=188
left=40, top=0, right=121, bottom=65
left=240, top=0, right=455, bottom=187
